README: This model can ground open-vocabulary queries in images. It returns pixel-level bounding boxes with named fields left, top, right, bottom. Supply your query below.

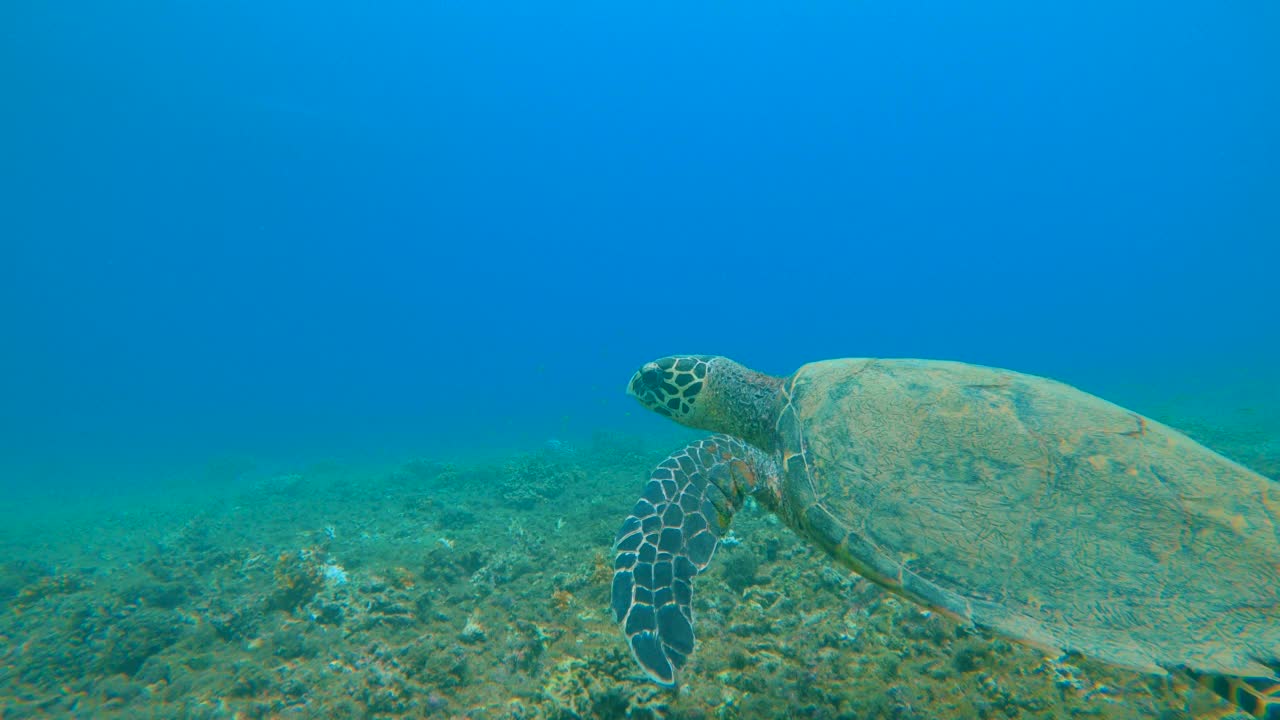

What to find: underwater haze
left=2, top=1, right=1279, bottom=719
left=4, top=0, right=1277, bottom=481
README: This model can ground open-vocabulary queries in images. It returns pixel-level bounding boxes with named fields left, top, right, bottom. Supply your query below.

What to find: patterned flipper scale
left=611, top=434, right=772, bottom=684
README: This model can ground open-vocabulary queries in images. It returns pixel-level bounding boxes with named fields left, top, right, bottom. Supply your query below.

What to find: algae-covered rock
left=537, top=654, right=673, bottom=720
left=12, top=572, right=90, bottom=607
left=0, top=560, right=51, bottom=605
left=102, top=608, right=185, bottom=676
left=206, top=597, right=264, bottom=642
left=500, top=452, right=584, bottom=506
left=542, top=658, right=616, bottom=719
left=97, top=673, right=148, bottom=704
left=268, top=548, right=325, bottom=611
left=267, top=627, right=321, bottom=660
left=400, top=636, right=470, bottom=688
left=719, top=547, right=763, bottom=594
left=228, top=660, right=273, bottom=697
left=120, top=580, right=188, bottom=609
left=421, top=544, right=488, bottom=585
left=458, top=612, right=487, bottom=644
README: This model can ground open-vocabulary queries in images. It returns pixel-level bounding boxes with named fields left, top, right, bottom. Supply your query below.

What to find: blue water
left=3, top=1, right=1277, bottom=484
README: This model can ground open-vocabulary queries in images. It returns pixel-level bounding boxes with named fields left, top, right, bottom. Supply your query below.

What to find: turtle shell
left=771, top=358, right=1280, bottom=677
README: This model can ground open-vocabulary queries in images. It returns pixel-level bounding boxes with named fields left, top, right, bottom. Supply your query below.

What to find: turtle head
left=627, top=355, right=783, bottom=452
left=627, top=355, right=715, bottom=424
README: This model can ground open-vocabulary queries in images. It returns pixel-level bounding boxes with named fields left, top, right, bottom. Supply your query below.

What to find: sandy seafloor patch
left=1, top=411, right=1276, bottom=720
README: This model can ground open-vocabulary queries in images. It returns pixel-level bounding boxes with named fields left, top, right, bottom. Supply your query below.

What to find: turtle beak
left=626, top=370, right=642, bottom=397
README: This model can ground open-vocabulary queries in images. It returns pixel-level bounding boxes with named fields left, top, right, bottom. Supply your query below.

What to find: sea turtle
left=612, top=355, right=1280, bottom=717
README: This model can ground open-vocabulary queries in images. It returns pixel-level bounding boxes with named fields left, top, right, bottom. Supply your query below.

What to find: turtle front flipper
left=612, top=434, right=777, bottom=685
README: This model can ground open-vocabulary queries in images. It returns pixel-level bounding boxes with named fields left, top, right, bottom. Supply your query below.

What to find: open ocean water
left=2, top=2, right=1277, bottom=718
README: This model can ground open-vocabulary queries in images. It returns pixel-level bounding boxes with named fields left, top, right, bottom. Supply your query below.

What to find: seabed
left=2, top=417, right=1275, bottom=719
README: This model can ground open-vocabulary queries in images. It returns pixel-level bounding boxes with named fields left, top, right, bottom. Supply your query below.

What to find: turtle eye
left=641, top=367, right=662, bottom=389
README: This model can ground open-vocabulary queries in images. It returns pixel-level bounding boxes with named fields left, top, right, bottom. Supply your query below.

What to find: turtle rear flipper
left=612, top=435, right=776, bottom=684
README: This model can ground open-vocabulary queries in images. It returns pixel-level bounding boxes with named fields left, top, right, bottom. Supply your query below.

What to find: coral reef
left=12, top=572, right=90, bottom=608
left=500, top=451, right=584, bottom=506
left=269, top=548, right=327, bottom=611
left=0, top=428, right=1266, bottom=719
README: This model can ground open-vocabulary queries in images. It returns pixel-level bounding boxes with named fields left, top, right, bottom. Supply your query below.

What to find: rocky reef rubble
left=0, top=430, right=1256, bottom=718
